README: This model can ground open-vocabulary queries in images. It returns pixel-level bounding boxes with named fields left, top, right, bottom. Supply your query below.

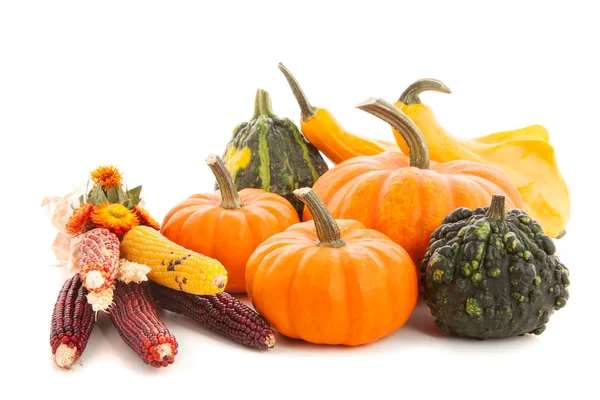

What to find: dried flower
left=90, top=165, right=123, bottom=190
left=133, top=205, right=160, bottom=230
left=65, top=203, right=94, bottom=236
left=91, top=203, right=139, bottom=235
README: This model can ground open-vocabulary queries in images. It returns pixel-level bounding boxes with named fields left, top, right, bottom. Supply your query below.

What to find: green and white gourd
left=219, top=89, right=329, bottom=217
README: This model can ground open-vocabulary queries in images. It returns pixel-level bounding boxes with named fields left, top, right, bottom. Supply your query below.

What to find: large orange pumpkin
left=161, top=154, right=299, bottom=293
left=246, top=188, right=418, bottom=346
left=305, top=98, right=525, bottom=265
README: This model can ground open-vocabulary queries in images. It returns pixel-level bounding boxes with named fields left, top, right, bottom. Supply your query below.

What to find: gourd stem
left=206, top=154, right=243, bottom=210
left=278, top=62, right=317, bottom=120
left=486, top=195, right=506, bottom=221
left=252, top=89, right=277, bottom=119
left=294, top=188, right=346, bottom=248
left=356, top=98, right=430, bottom=169
left=252, top=90, right=261, bottom=120
left=399, top=78, right=452, bottom=104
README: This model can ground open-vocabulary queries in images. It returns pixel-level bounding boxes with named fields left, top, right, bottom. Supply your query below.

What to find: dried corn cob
left=78, top=228, right=120, bottom=293
left=109, top=281, right=178, bottom=368
left=149, top=282, right=276, bottom=350
left=120, top=226, right=227, bottom=295
left=50, top=274, right=95, bottom=369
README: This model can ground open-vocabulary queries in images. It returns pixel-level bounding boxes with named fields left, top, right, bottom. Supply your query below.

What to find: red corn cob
left=109, top=281, right=178, bottom=368
left=148, top=281, right=276, bottom=350
left=78, top=228, right=120, bottom=293
left=50, top=273, right=95, bottom=369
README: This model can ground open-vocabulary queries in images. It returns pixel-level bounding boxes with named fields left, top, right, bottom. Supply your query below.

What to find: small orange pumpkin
left=161, top=154, right=299, bottom=293
left=245, top=187, right=418, bottom=346
left=305, top=98, right=525, bottom=265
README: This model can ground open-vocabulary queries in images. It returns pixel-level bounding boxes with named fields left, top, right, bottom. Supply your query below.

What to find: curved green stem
left=356, top=98, right=430, bottom=169
left=399, top=78, right=451, bottom=104
left=252, top=89, right=277, bottom=119
left=206, top=154, right=243, bottom=209
left=278, top=62, right=317, bottom=120
left=294, top=188, right=345, bottom=248
left=486, top=195, right=507, bottom=221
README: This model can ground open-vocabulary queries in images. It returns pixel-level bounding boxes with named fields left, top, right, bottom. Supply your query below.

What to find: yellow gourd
left=392, top=79, right=570, bottom=238
left=278, top=63, right=399, bottom=164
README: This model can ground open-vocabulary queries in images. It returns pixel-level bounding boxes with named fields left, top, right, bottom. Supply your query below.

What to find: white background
left=1, top=1, right=597, bottom=399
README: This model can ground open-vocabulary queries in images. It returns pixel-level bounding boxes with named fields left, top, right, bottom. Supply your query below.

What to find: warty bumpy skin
left=421, top=200, right=570, bottom=339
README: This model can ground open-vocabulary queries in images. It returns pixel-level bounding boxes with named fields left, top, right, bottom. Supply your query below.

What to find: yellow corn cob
left=120, top=226, right=228, bottom=295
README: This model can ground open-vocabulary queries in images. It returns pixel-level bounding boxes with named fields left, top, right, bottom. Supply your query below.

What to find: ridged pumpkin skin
left=307, top=151, right=524, bottom=265
left=220, top=89, right=329, bottom=217
left=246, top=191, right=418, bottom=346
left=162, top=155, right=299, bottom=293
left=305, top=99, right=525, bottom=266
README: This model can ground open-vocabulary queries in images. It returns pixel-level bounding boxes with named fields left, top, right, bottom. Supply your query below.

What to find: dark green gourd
left=219, top=89, right=329, bottom=217
left=422, top=195, right=570, bottom=339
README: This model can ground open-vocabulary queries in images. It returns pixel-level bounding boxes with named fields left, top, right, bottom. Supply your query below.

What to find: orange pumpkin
left=161, top=154, right=299, bottom=293
left=305, top=98, right=525, bottom=265
left=246, top=187, right=418, bottom=346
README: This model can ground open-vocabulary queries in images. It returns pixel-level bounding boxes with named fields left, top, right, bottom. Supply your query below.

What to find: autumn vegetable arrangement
left=43, top=62, right=571, bottom=371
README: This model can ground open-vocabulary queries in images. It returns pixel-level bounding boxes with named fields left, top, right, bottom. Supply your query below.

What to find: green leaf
left=126, top=185, right=143, bottom=207
left=116, top=186, right=127, bottom=204
left=89, top=184, right=109, bottom=205
left=106, top=187, right=119, bottom=203
left=78, top=194, right=84, bottom=206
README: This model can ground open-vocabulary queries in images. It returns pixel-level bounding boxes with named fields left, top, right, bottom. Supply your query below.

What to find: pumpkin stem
left=252, top=89, right=277, bottom=120
left=486, top=195, right=507, bottom=221
left=294, top=188, right=346, bottom=248
left=278, top=62, right=317, bottom=121
left=206, top=154, right=244, bottom=210
left=356, top=98, right=430, bottom=169
left=398, top=78, right=452, bottom=105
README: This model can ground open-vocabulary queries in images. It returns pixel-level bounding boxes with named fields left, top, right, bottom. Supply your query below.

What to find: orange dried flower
left=90, top=165, right=123, bottom=190
left=65, top=203, right=94, bottom=236
left=133, top=205, right=160, bottom=230
left=91, top=203, right=139, bottom=235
